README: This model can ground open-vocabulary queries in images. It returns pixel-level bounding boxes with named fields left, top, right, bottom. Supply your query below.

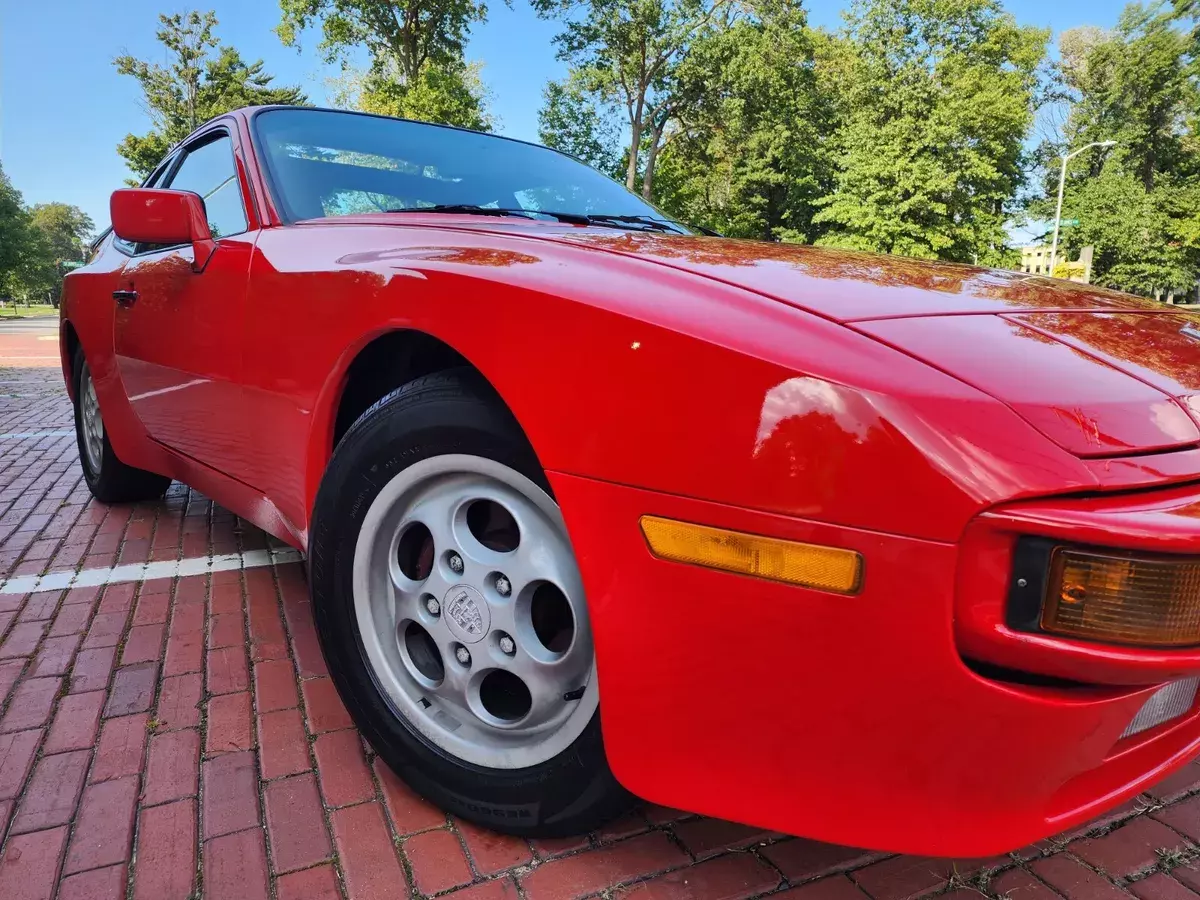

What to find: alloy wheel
left=352, top=454, right=596, bottom=769
left=80, top=366, right=104, bottom=475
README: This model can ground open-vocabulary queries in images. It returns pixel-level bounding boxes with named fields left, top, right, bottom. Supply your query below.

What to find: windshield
left=254, top=108, right=682, bottom=228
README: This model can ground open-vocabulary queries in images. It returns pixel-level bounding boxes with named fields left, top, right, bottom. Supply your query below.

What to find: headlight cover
left=1038, top=546, right=1200, bottom=648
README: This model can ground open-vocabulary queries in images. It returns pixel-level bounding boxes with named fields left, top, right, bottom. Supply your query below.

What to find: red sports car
left=61, top=105, right=1200, bottom=856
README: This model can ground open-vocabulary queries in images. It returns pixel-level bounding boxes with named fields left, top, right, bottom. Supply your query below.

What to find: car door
left=113, top=126, right=257, bottom=484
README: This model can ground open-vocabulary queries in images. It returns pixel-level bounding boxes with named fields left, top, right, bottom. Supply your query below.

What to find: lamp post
left=1049, top=139, right=1116, bottom=277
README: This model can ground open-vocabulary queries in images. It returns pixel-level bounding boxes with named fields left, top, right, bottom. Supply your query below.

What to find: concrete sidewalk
left=0, top=347, right=1197, bottom=900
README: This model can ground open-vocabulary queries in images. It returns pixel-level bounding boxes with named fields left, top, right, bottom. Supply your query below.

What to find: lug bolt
left=448, top=553, right=464, bottom=575
left=425, top=597, right=441, bottom=616
left=495, top=575, right=511, bottom=597
left=498, top=633, right=516, bottom=656
left=455, top=645, right=471, bottom=666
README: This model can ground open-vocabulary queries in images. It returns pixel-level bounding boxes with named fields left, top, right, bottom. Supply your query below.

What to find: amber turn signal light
left=1042, top=548, right=1200, bottom=647
left=639, top=516, right=863, bottom=594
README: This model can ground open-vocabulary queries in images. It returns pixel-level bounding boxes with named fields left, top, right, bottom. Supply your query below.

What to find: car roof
left=172, top=104, right=568, bottom=164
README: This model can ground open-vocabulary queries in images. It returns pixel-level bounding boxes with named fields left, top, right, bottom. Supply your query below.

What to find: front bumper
left=958, top=483, right=1200, bottom=685
left=550, top=471, right=1200, bottom=856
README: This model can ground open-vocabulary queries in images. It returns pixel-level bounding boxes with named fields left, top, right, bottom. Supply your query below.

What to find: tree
left=23, top=205, right=95, bottom=306
left=1036, top=5, right=1200, bottom=294
left=278, top=0, right=496, bottom=129
left=29, top=205, right=93, bottom=266
left=0, top=169, right=93, bottom=306
left=333, top=58, right=495, bottom=131
left=1056, top=163, right=1194, bottom=293
left=651, top=0, right=837, bottom=241
left=533, top=0, right=734, bottom=197
left=115, top=11, right=306, bottom=180
left=1170, top=0, right=1200, bottom=58
left=538, top=75, right=624, bottom=176
left=812, top=0, right=1048, bottom=263
left=1059, top=8, right=1193, bottom=192
left=0, top=165, right=37, bottom=299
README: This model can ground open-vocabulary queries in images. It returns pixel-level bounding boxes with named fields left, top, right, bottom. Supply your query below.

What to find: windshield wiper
left=385, top=205, right=687, bottom=233
left=579, top=214, right=682, bottom=234
left=385, top=204, right=539, bottom=219
left=386, top=205, right=602, bottom=225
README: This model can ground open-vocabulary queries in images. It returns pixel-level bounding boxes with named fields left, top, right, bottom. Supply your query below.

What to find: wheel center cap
left=443, top=584, right=489, bottom=644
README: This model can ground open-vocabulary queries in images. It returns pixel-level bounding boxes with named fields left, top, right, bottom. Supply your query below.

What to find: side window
left=166, top=135, right=248, bottom=239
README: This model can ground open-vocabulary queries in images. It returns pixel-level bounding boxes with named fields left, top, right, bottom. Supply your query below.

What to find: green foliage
left=333, top=58, right=495, bottom=130
left=278, top=0, right=491, bottom=81
left=532, top=0, right=733, bottom=195
left=0, top=168, right=91, bottom=306
left=279, top=0, right=497, bottom=129
left=0, top=165, right=37, bottom=298
left=1060, top=163, right=1194, bottom=291
left=24, top=204, right=95, bottom=306
left=115, top=11, right=306, bottom=180
left=651, top=0, right=836, bottom=241
left=1062, top=7, right=1193, bottom=191
left=542, top=0, right=1050, bottom=264
left=1037, top=4, right=1200, bottom=294
left=1171, top=0, right=1200, bottom=63
left=812, top=0, right=1048, bottom=262
left=539, top=76, right=624, bottom=177
left=29, top=204, right=94, bottom=264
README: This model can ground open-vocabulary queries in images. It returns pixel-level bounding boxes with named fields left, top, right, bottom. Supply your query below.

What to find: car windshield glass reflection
left=255, top=108, right=688, bottom=233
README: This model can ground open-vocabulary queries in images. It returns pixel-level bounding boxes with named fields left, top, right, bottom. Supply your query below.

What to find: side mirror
left=109, top=188, right=216, bottom=272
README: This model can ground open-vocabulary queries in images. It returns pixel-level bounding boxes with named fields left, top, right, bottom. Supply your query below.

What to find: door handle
left=112, top=290, right=138, bottom=307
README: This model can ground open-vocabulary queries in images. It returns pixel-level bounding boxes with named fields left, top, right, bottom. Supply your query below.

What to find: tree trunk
left=625, top=118, right=642, bottom=192
left=763, top=185, right=778, bottom=241
left=642, top=122, right=666, bottom=200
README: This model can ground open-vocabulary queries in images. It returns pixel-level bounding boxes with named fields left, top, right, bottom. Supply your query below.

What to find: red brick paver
left=5, top=352, right=1200, bottom=900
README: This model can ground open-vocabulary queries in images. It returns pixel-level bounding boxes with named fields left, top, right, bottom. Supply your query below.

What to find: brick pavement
left=2, top=342, right=1200, bottom=900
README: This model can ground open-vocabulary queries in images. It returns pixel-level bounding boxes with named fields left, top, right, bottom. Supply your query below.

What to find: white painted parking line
left=0, top=547, right=304, bottom=595
left=0, top=429, right=75, bottom=439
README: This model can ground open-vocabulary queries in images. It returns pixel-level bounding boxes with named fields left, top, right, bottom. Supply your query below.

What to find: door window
left=166, top=136, right=248, bottom=239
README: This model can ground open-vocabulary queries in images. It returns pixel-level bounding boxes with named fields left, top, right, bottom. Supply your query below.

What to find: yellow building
left=1020, top=245, right=1094, bottom=283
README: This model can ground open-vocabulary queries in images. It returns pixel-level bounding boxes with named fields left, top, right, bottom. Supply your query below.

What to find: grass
left=1156, top=844, right=1200, bottom=870
left=0, top=304, right=57, bottom=318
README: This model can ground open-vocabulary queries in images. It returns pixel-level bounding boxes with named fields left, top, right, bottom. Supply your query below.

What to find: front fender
left=262, top=223, right=1097, bottom=547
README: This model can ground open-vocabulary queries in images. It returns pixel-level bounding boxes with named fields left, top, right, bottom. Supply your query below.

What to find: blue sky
left=0, top=0, right=1134, bottom=233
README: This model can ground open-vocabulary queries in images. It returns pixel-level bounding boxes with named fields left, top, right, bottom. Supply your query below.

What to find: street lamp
left=1049, top=139, right=1116, bottom=278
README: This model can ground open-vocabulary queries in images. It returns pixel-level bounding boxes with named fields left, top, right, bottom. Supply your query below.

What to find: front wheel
left=72, top=350, right=170, bottom=504
left=309, top=369, right=629, bottom=836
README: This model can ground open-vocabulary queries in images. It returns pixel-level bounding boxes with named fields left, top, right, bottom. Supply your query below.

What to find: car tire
left=309, top=368, right=630, bottom=837
left=72, top=349, right=171, bottom=504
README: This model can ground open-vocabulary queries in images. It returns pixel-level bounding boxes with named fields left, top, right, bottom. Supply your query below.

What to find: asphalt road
left=0, top=315, right=58, bottom=335
left=0, top=319, right=62, bottom=369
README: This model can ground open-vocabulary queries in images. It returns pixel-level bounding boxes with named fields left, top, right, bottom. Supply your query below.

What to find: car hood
left=548, top=230, right=1168, bottom=321
left=547, top=231, right=1200, bottom=459
left=855, top=312, right=1200, bottom=458
left=338, top=218, right=1164, bottom=320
